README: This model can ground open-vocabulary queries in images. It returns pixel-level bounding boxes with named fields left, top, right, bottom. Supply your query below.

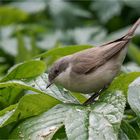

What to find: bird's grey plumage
left=48, top=18, right=140, bottom=93
left=71, top=41, right=127, bottom=74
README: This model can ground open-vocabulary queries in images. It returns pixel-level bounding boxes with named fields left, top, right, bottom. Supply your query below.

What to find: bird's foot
left=83, top=85, right=108, bottom=105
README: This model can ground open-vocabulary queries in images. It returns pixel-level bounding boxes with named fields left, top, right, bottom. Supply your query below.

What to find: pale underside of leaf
left=0, top=73, right=79, bottom=104
left=65, top=91, right=125, bottom=140
left=0, top=94, right=60, bottom=128
left=10, top=91, right=126, bottom=140
left=10, top=104, right=69, bottom=139
left=128, top=77, right=140, bottom=117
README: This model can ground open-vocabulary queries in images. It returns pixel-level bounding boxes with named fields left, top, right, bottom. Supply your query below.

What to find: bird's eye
left=54, top=69, right=59, bottom=74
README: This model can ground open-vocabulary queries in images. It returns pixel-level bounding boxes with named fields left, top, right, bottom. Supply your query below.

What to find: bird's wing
left=71, top=40, right=128, bottom=74
left=71, top=18, right=140, bottom=74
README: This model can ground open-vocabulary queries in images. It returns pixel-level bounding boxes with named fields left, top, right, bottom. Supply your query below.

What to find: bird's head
left=47, top=56, right=70, bottom=88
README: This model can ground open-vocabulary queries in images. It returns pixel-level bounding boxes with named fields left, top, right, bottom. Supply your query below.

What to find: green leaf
left=10, top=104, right=69, bottom=139
left=122, top=63, right=140, bottom=73
left=48, top=0, right=91, bottom=28
left=15, top=31, right=40, bottom=63
left=0, top=73, right=78, bottom=104
left=16, top=31, right=31, bottom=63
left=0, top=6, right=28, bottom=26
left=0, top=94, right=60, bottom=128
left=0, top=60, right=46, bottom=82
left=0, top=60, right=46, bottom=108
left=123, top=0, right=140, bottom=13
left=37, top=44, right=92, bottom=66
left=136, top=119, right=140, bottom=132
left=11, top=1, right=46, bottom=14
left=65, top=106, right=89, bottom=140
left=103, top=72, right=140, bottom=96
left=0, top=87, right=22, bottom=109
left=30, top=35, right=40, bottom=57
left=0, top=125, right=11, bottom=139
left=16, top=24, right=46, bottom=35
left=10, top=90, right=126, bottom=140
left=128, top=44, right=140, bottom=65
left=52, top=126, right=67, bottom=140
left=71, top=92, right=87, bottom=103
left=119, top=120, right=139, bottom=140
left=89, top=91, right=125, bottom=139
left=91, top=0, right=122, bottom=23
left=128, top=77, right=140, bottom=117
left=118, top=129, right=129, bottom=140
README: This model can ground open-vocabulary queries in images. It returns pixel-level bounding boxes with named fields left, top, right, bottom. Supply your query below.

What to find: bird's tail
left=101, top=18, right=140, bottom=47
left=124, top=18, right=140, bottom=40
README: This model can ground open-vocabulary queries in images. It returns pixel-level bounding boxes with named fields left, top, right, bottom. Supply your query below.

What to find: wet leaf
left=103, top=72, right=140, bottom=96
left=1, top=60, right=46, bottom=82
left=10, top=91, right=126, bottom=140
left=0, top=73, right=78, bottom=104
left=0, top=94, right=60, bottom=128
left=128, top=77, right=140, bottom=117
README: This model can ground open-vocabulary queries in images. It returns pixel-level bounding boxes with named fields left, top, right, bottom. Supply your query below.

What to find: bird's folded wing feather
left=71, top=18, right=140, bottom=74
left=71, top=40, right=128, bottom=74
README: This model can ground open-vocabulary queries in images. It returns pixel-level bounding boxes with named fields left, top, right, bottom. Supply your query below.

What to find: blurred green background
left=0, top=1, right=140, bottom=139
left=0, top=0, right=140, bottom=76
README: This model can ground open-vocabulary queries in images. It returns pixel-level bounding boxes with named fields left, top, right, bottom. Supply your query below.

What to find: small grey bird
left=47, top=18, right=140, bottom=95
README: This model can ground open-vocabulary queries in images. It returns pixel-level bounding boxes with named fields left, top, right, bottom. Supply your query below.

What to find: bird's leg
left=83, top=85, right=107, bottom=105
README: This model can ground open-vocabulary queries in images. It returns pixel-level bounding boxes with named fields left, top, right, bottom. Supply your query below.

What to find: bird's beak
left=46, top=81, right=52, bottom=89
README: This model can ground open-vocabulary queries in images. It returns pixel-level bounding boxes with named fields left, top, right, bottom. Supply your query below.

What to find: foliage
left=0, top=0, right=140, bottom=139
left=10, top=91, right=125, bottom=139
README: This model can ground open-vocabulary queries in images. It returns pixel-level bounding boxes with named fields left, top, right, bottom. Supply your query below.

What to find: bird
left=47, top=18, right=140, bottom=103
